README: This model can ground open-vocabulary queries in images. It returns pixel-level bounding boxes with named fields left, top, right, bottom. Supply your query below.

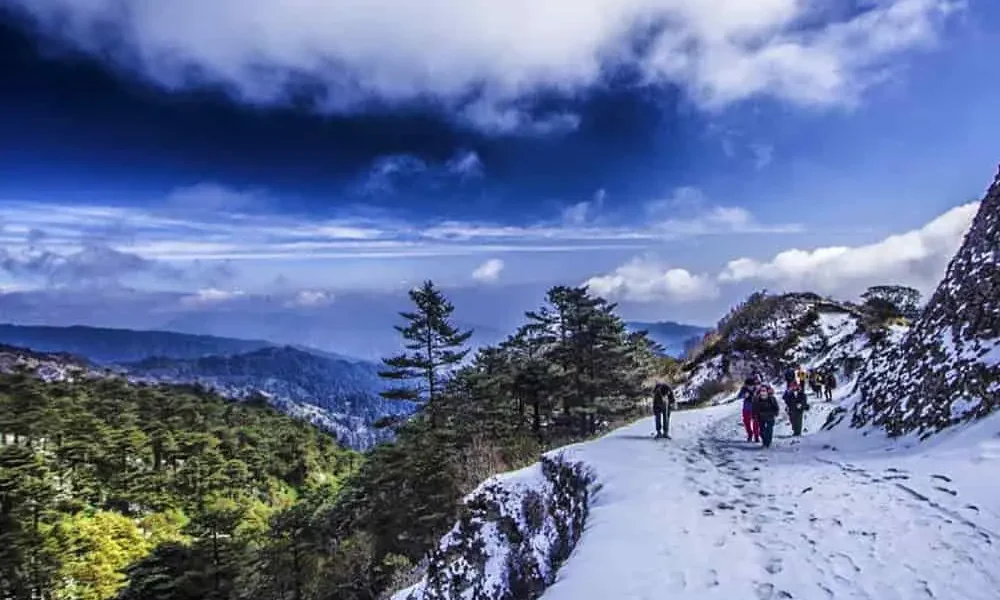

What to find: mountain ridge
left=625, top=320, right=710, bottom=358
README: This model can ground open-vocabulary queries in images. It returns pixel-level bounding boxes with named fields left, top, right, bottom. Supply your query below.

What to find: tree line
left=0, top=282, right=665, bottom=600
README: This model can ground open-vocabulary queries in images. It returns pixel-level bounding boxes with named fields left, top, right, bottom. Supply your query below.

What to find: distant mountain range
left=626, top=321, right=710, bottom=358
left=0, top=324, right=274, bottom=363
left=0, top=323, right=412, bottom=449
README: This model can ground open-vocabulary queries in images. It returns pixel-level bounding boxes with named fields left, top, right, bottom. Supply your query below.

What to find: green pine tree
left=379, top=280, right=473, bottom=428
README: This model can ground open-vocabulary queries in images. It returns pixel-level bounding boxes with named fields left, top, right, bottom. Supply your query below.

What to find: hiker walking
left=809, top=370, right=824, bottom=398
left=783, top=382, right=809, bottom=436
left=796, top=365, right=807, bottom=388
left=824, top=371, right=837, bottom=401
left=753, top=384, right=781, bottom=448
left=738, top=377, right=760, bottom=443
left=652, top=382, right=676, bottom=439
left=783, top=365, right=797, bottom=387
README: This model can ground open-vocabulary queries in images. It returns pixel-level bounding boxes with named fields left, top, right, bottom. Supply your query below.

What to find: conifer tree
left=379, top=280, right=472, bottom=427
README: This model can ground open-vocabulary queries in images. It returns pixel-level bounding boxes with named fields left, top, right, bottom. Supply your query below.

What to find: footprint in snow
left=965, top=504, right=980, bottom=513
left=933, top=486, right=958, bottom=496
left=930, top=474, right=952, bottom=482
left=765, top=557, right=783, bottom=574
left=754, top=582, right=776, bottom=600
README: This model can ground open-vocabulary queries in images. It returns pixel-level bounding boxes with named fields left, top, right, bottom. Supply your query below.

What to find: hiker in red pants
left=738, top=377, right=760, bottom=442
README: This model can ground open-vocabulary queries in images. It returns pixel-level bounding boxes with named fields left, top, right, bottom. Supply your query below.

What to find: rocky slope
left=0, top=343, right=94, bottom=381
left=392, top=455, right=595, bottom=600
left=846, top=167, right=1000, bottom=437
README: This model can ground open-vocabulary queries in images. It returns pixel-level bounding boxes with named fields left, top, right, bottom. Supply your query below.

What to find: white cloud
left=180, top=288, right=246, bottom=306
left=445, top=150, right=484, bottom=179
left=472, top=258, right=505, bottom=283
left=750, top=144, right=774, bottom=170
left=645, top=186, right=708, bottom=216
left=586, top=256, right=719, bottom=303
left=285, top=289, right=335, bottom=307
left=717, top=202, right=979, bottom=297
left=7, top=0, right=961, bottom=133
left=0, top=184, right=797, bottom=269
left=587, top=200, right=978, bottom=304
left=562, top=189, right=606, bottom=226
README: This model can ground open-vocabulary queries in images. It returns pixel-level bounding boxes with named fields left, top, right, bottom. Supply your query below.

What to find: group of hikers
left=651, top=364, right=840, bottom=447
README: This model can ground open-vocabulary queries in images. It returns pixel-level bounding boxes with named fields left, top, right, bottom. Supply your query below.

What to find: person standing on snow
left=824, top=371, right=836, bottom=401
left=753, top=384, right=781, bottom=448
left=652, top=382, right=676, bottom=439
left=783, top=382, right=809, bottom=436
left=796, top=366, right=807, bottom=388
left=783, top=365, right=797, bottom=387
left=738, top=377, right=760, bottom=443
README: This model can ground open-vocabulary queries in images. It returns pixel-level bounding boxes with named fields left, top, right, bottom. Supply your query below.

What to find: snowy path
left=543, top=400, right=1000, bottom=600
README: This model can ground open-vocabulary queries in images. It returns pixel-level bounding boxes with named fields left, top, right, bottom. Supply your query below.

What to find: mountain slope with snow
left=676, top=293, right=890, bottom=406
left=395, top=382, right=1000, bottom=600
left=849, top=166, right=1000, bottom=437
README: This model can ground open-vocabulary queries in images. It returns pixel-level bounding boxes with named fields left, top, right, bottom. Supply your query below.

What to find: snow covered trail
left=543, top=400, right=1000, bottom=600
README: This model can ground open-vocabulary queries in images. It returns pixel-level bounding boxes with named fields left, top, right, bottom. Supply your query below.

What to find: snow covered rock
left=393, top=455, right=595, bottom=600
left=849, top=166, right=1000, bottom=437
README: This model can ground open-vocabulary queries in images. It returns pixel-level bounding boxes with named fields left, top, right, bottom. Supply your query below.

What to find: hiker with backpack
left=783, top=365, right=797, bottom=387
left=652, top=382, right=676, bottom=439
left=824, top=371, right=836, bottom=401
left=753, top=384, right=781, bottom=448
left=809, top=371, right=824, bottom=398
left=738, top=377, right=761, bottom=443
left=783, top=382, right=809, bottom=436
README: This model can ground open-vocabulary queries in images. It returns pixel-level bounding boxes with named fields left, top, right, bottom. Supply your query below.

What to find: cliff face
left=851, top=166, right=1000, bottom=437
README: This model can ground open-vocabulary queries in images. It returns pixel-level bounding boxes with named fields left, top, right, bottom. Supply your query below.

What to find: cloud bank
left=8, top=0, right=961, bottom=132
left=0, top=185, right=796, bottom=271
left=587, top=201, right=979, bottom=305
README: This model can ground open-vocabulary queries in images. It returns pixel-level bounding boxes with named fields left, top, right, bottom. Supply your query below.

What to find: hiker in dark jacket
left=738, top=378, right=760, bottom=442
left=753, top=384, right=781, bottom=448
left=652, top=382, right=676, bottom=439
left=783, top=366, right=796, bottom=387
left=783, top=382, right=809, bottom=436
left=824, top=371, right=836, bottom=401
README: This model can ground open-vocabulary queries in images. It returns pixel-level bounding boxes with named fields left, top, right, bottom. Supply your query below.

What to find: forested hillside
left=0, top=282, right=666, bottom=600
left=123, top=345, right=411, bottom=450
left=0, top=374, right=359, bottom=600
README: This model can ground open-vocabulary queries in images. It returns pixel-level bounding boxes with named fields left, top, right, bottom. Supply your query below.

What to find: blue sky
left=0, top=0, right=997, bottom=352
